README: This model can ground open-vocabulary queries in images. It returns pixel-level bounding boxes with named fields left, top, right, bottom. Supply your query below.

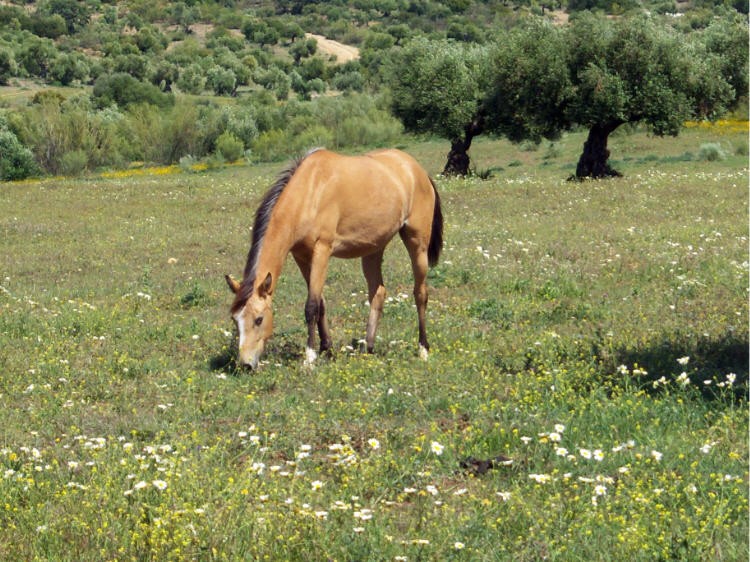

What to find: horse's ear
left=225, top=274, right=241, bottom=294
left=258, top=272, right=273, bottom=297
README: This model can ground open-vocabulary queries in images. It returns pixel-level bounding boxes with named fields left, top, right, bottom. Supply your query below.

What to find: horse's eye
left=254, top=317, right=263, bottom=327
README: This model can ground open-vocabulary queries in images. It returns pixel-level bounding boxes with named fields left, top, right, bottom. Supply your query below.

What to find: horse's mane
left=231, top=149, right=321, bottom=313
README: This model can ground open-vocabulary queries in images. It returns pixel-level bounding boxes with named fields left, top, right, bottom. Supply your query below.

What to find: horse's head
left=225, top=273, right=274, bottom=370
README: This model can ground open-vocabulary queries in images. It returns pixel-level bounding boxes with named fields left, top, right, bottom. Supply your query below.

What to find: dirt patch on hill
left=305, top=33, right=359, bottom=63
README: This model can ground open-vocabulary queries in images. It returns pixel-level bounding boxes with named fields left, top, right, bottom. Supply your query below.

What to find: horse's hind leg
left=361, top=251, right=386, bottom=353
left=400, top=229, right=430, bottom=360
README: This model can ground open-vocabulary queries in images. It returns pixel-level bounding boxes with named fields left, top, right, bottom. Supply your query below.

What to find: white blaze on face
left=234, top=305, right=248, bottom=351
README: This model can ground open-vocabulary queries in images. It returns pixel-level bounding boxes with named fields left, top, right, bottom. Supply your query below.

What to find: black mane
left=231, top=149, right=320, bottom=313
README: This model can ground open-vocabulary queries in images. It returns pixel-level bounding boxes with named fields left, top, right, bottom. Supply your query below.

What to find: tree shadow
left=613, top=332, right=748, bottom=400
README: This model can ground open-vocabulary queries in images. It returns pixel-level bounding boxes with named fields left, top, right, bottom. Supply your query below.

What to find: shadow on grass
left=613, top=332, right=748, bottom=400
left=208, top=331, right=305, bottom=374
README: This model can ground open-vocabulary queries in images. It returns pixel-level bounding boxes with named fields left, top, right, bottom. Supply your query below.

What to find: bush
left=10, top=96, right=128, bottom=175
left=176, top=63, right=206, bottom=95
left=0, top=130, right=39, bottom=181
left=215, top=131, right=244, bottom=162
left=126, top=102, right=203, bottom=165
left=294, top=125, right=333, bottom=153
left=225, top=106, right=259, bottom=148
left=331, top=70, right=364, bottom=92
left=698, top=142, right=727, bottom=161
left=250, top=129, right=290, bottom=162
left=206, top=65, right=236, bottom=96
left=0, top=48, right=15, bottom=85
left=93, top=73, right=174, bottom=109
left=59, top=149, right=88, bottom=176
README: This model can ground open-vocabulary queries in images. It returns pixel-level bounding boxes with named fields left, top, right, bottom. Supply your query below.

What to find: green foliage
left=486, top=21, right=571, bottom=143
left=93, top=73, right=174, bottom=110
left=253, top=66, right=291, bottom=100
left=698, top=142, right=727, bottom=161
left=206, top=65, right=236, bottom=96
left=389, top=38, right=490, bottom=140
left=289, top=37, right=318, bottom=63
left=0, top=47, right=15, bottom=85
left=48, top=52, right=89, bottom=86
left=38, top=0, right=91, bottom=34
left=16, top=35, right=58, bottom=79
left=215, top=131, right=244, bottom=162
left=176, top=63, right=206, bottom=95
left=59, top=149, right=88, bottom=176
left=125, top=102, right=205, bottom=165
left=565, top=14, right=735, bottom=134
left=9, top=96, right=127, bottom=175
left=0, top=129, right=39, bottom=181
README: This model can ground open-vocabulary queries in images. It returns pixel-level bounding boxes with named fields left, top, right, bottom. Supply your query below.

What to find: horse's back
left=287, top=149, right=435, bottom=259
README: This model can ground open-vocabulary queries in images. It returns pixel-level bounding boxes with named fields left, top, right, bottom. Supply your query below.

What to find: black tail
left=428, top=178, right=443, bottom=267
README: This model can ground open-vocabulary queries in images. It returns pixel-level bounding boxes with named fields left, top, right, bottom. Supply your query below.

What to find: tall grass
left=0, top=126, right=747, bottom=560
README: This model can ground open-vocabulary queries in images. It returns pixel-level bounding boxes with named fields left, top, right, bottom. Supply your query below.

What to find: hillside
left=0, top=0, right=746, bottom=180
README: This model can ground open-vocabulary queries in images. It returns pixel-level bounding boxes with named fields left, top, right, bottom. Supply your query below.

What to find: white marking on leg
left=304, top=347, right=318, bottom=366
left=419, top=345, right=429, bottom=361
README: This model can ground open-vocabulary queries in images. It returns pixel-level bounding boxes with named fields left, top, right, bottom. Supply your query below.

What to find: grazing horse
left=225, top=148, right=443, bottom=370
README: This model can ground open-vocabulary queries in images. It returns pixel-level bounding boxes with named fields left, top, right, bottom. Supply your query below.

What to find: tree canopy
left=388, top=14, right=745, bottom=178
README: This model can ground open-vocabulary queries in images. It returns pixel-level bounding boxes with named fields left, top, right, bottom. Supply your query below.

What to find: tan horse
left=226, top=148, right=443, bottom=369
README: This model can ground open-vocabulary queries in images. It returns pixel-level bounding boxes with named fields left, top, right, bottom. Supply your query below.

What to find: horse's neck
left=254, top=215, right=294, bottom=291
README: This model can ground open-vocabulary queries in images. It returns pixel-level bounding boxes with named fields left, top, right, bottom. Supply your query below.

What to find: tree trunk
left=574, top=122, right=624, bottom=179
left=443, top=137, right=472, bottom=176
left=442, top=117, right=484, bottom=176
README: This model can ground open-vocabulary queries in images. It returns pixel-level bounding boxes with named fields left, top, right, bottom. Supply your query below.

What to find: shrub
left=0, top=130, right=38, bottom=181
left=93, top=73, right=174, bottom=109
left=206, top=65, right=236, bottom=96
left=294, top=125, right=333, bottom=153
left=179, top=154, right=197, bottom=173
left=250, top=129, right=290, bottom=162
left=225, top=106, right=259, bottom=148
left=331, top=70, right=364, bottom=92
left=0, top=48, right=15, bottom=85
left=334, top=115, right=402, bottom=148
left=126, top=101, right=202, bottom=165
left=176, top=63, right=206, bottom=95
left=215, top=131, right=244, bottom=162
left=59, top=149, right=88, bottom=176
left=698, top=142, right=727, bottom=161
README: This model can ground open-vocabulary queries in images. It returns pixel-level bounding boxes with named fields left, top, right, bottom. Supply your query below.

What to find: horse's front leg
left=303, top=243, right=332, bottom=366
left=293, top=253, right=333, bottom=356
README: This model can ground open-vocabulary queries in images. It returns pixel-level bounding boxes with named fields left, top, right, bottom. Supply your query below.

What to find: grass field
left=1, top=124, right=748, bottom=561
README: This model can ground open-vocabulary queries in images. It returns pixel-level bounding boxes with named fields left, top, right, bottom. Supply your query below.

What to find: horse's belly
left=331, top=228, right=399, bottom=258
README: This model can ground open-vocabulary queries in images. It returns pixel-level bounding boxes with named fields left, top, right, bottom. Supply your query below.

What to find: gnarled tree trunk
left=575, top=121, right=624, bottom=179
left=443, top=117, right=484, bottom=176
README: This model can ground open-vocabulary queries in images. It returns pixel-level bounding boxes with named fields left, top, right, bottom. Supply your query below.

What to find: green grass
left=1, top=125, right=747, bottom=561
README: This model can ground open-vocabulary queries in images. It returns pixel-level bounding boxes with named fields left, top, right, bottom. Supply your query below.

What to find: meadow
left=1, top=124, right=748, bottom=561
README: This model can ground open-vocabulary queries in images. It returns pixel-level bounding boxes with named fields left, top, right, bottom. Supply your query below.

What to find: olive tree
left=562, top=13, right=735, bottom=178
left=388, top=38, right=491, bottom=175
left=388, top=15, right=742, bottom=179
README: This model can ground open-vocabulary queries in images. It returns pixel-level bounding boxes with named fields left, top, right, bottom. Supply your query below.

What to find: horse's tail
left=428, top=177, right=443, bottom=268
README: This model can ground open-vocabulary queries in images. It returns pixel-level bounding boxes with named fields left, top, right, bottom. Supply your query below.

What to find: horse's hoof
left=419, top=345, right=429, bottom=361
left=304, top=347, right=318, bottom=367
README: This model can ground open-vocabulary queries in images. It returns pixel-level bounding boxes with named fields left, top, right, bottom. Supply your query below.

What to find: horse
left=225, top=148, right=443, bottom=370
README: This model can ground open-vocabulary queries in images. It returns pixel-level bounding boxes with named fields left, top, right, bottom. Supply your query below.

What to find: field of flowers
left=1, top=125, right=747, bottom=560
